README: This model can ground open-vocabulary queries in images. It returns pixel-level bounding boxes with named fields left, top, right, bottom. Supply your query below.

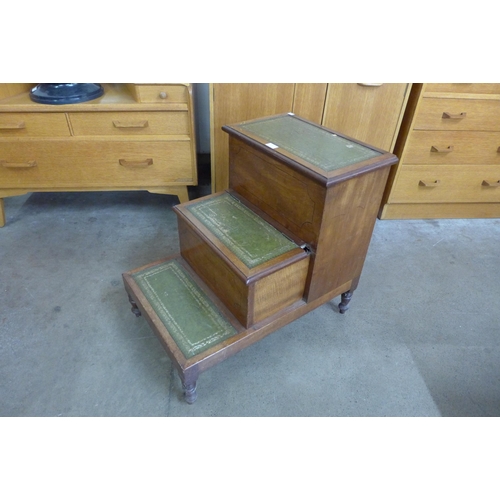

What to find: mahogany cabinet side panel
left=229, top=137, right=326, bottom=247
left=306, top=165, right=391, bottom=301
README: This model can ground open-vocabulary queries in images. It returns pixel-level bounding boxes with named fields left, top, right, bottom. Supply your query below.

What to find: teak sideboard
left=123, top=114, right=398, bottom=403
left=0, top=83, right=197, bottom=227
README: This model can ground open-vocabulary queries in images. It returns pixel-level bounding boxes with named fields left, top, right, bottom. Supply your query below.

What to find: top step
left=223, top=113, right=397, bottom=186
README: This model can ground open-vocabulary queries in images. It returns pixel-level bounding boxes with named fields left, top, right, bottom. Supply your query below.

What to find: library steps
left=123, top=114, right=398, bottom=403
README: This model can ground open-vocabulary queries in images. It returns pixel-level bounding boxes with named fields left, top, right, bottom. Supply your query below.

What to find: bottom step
left=123, top=255, right=245, bottom=403
left=127, top=257, right=240, bottom=359
left=123, top=255, right=352, bottom=403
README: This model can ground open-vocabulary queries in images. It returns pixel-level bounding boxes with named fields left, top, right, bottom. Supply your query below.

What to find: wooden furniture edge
left=378, top=84, right=424, bottom=216
left=380, top=202, right=500, bottom=219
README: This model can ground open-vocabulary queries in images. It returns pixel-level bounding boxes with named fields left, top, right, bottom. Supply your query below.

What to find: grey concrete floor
left=1, top=174, right=499, bottom=416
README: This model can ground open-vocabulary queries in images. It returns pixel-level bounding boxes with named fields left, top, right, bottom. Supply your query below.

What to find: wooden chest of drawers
left=380, top=83, right=500, bottom=219
left=0, top=83, right=197, bottom=227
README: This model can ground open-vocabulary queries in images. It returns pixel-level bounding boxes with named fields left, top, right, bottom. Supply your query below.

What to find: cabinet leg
left=0, top=199, right=5, bottom=228
left=127, top=294, right=142, bottom=317
left=182, top=381, right=198, bottom=404
left=149, top=186, right=189, bottom=204
left=339, top=290, right=353, bottom=314
left=174, top=186, right=190, bottom=204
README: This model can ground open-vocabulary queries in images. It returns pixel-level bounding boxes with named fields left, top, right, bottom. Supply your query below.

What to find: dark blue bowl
left=30, top=83, right=104, bottom=104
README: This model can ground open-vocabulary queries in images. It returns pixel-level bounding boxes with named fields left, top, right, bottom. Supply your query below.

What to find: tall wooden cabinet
left=210, top=83, right=411, bottom=192
left=380, top=83, right=500, bottom=219
left=0, top=83, right=197, bottom=227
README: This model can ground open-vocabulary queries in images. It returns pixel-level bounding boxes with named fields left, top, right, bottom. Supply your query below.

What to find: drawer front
left=0, top=113, right=70, bottom=137
left=414, top=98, right=500, bottom=131
left=134, top=85, right=188, bottom=103
left=403, top=131, right=500, bottom=165
left=425, top=83, right=500, bottom=94
left=0, top=140, right=194, bottom=188
left=390, top=165, right=500, bottom=203
left=69, top=111, right=190, bottom=136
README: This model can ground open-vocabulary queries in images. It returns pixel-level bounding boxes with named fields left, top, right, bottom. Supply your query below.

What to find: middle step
left=174, top=191, right=311, bottom=328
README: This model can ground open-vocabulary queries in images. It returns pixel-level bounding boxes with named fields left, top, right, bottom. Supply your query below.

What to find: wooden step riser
left=177, top=216, right=310, bottom=328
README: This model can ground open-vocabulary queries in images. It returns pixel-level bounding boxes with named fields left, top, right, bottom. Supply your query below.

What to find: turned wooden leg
left=339, top=290, right=353, bottom=314
left=128, top=295, right=142, bottom=317
left=182, top=381, right=198, bottom=404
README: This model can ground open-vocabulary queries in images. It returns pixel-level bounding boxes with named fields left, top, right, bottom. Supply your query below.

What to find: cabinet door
left=210, top=84, right=297, bottom=192
left=322, top=83, right=410, bottom=152
left=292, top=83, right=328, bottom=124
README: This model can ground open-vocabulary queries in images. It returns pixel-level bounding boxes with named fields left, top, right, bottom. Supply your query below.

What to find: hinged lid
left=223, top=113, right=398, bottom=186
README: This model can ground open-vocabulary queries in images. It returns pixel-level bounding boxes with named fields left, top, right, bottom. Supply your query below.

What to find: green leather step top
left=239, top=114, right=381, bottom=172
left=132, top=260, right=238, bottom=359
left=186, top=193, right=299, bottom=268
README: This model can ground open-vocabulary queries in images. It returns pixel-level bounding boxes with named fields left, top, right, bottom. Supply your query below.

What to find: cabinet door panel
left=210, top=83, right=295, bottom=192
left=292, top=84, right=327, bottom=124
left=322, top=83, right=410, bottom=152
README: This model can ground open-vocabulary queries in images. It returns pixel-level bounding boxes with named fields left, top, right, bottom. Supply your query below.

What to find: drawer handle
left=442, top=112, right=467, bottom=120
left=419, top=180, right=440, bottom=187
left=1, top=160, right=37, bottom=168
left=119, top=158, right=153, bottom=167
left=113, top=120, right=149, bottom=129
left=159, top=92, right=168, bottom=99
left=431, top=145, right=454, bottom=153
left=0, top=121, right=26, bottom=129
left=357, top=83, right=383, bottom=87
left=482, top=180, right=500, bottom=187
